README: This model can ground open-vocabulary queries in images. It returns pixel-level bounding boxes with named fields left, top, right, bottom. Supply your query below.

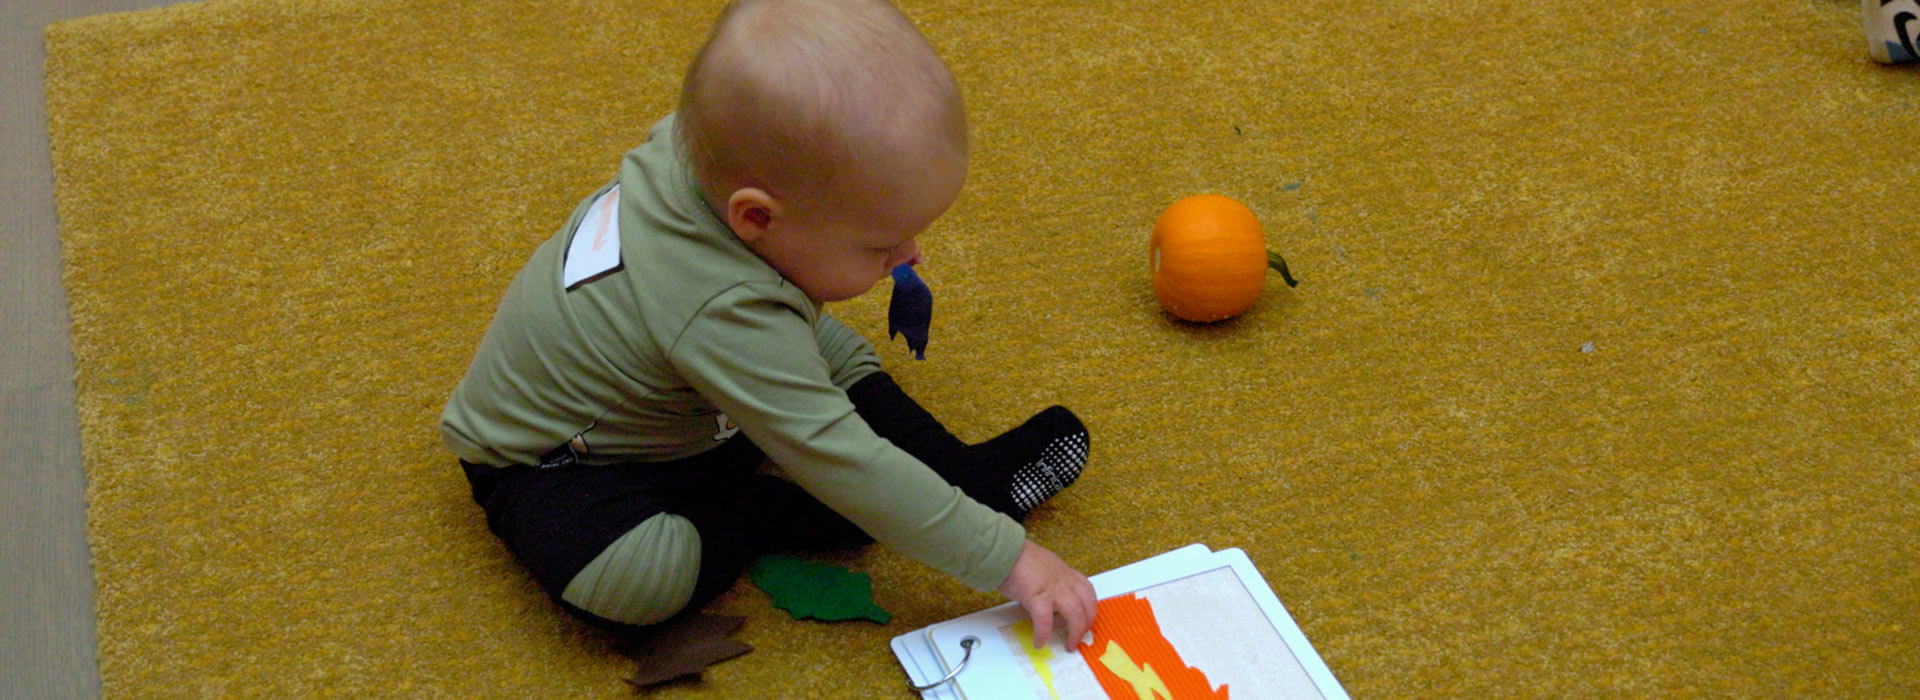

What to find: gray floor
left=3, top=1, right=187, bottom=698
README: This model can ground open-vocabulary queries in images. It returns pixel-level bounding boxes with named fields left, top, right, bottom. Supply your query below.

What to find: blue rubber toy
left=887, top=264, right=932, bottom=360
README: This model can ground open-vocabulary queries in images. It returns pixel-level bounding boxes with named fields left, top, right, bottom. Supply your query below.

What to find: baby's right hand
left=997, top=539, right=1098, bottom=649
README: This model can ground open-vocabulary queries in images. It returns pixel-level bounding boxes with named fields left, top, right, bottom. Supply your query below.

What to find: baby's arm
left=674, top=288, right=1025, bottom=590
left=998, top=539, right=1099, bottom=649
left=812, top=313, right=883, bottom=391
left=813, top=311, right=1098, bottom=640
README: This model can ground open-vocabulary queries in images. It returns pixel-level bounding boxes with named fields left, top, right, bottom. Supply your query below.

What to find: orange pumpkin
left=1149, top=194, right=1297, bottom=322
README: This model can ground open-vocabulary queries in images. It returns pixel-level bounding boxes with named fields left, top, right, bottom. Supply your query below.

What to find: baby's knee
left=561, top=513, right=703, bottom=626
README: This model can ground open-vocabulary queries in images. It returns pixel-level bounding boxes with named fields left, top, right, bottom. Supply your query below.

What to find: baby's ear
left=725, top=188, right=781, bottom=242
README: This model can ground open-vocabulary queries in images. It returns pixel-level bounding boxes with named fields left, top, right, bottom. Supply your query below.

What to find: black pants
left=461, top=372, right=955, bottom=631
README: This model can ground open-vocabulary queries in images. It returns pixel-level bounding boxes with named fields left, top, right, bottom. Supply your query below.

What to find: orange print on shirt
left=1077, top=594, right=1229, bottom=700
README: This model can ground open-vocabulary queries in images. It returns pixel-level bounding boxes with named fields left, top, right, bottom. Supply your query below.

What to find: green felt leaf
left=748, top=555, right=892, bottom=624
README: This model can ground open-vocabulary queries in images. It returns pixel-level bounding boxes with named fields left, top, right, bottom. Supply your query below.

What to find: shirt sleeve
left=668, top=284, right=1025, bottom=592
left=813, top=312, right=884, bottom=392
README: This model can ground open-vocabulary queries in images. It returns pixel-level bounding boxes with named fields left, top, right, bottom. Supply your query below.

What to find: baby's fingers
left=1076, top=580, right=1099, bottom=644
left=1058, top=595, right=1091, bottom=650
left=1027, top=598, right=1056, bottom=649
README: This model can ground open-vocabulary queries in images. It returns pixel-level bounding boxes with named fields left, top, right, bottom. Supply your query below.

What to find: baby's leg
left=561, top=513, right=703, bottom=626
left=557, top=474, right=877, bottom=627
left=463, top=459, right=707, bottom=628
left=847, top=371, right=1091, bottom=521
left=464, top=438, right=783, bottom=629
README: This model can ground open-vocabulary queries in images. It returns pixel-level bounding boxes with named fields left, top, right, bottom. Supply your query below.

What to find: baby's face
left=753, top=153, right=964, bottom=303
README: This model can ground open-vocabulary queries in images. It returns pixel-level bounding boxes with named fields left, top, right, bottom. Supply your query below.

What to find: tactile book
left=891, top=544, right=1348, bottom=699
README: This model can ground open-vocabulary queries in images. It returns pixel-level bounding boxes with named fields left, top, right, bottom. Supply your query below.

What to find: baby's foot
left=1865, top=0, right=1919, bottom=64
left=969, top=406, right=1090, bottom=520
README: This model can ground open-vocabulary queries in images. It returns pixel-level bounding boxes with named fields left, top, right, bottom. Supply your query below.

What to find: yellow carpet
left=45, top=0, right=1919, bottom=696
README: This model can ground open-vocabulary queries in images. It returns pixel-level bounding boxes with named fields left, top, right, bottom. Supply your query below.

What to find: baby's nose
left=887, top=240, right=923, bottom=269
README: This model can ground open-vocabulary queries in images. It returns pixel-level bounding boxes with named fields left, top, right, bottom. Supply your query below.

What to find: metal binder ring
left=908, top=636, right=979, bottom=693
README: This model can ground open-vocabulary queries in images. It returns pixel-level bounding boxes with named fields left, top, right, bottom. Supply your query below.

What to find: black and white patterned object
left=1009, top=431, right=1091, bottom=513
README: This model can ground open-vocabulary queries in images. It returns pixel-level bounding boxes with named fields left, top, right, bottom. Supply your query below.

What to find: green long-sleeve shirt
left=441, top=115, right=1024, bottom=592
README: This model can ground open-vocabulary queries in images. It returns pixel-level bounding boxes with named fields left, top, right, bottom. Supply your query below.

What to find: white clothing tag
left=563, top=185, right=623, bottom=289
left=712, top=414, right=740, bottom=441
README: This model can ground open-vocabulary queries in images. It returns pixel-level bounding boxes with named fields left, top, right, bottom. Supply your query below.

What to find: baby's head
left=677, top=0, right=968, bottom=302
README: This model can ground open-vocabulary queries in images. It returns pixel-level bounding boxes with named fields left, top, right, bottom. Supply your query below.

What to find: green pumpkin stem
left=1268, top=250, right=1299, bottom=287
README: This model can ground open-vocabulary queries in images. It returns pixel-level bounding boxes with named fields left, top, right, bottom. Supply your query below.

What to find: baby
left=442, top=0, right=1097, bottom=648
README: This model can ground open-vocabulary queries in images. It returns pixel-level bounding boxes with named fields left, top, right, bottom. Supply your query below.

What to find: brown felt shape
left=615, top=614, right=754, bottom=688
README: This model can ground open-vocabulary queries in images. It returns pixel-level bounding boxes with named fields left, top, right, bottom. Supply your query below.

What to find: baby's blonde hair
left=676, top=0, right=967, bottom=209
